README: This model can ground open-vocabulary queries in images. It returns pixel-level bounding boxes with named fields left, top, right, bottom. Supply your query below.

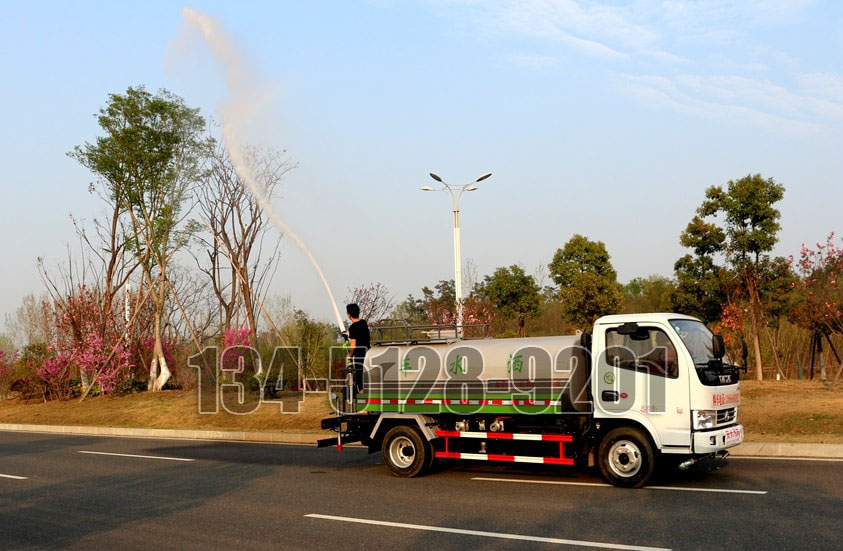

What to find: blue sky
left=1, top=0, right=841, bottom=324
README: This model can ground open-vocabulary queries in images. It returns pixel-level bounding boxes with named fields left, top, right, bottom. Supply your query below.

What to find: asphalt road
left=1, top=431, right=840, bottom=550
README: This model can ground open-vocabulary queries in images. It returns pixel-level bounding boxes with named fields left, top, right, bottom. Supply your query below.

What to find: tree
left=623, top=275, right=675, bottom=314
left=670, top=215, right=728, bottom=323
left=196, top=142, right=292, bottom=341
left=390, top=294, right=426, bottom=324
left=4, top=294, right=52, bottom=347
left=550, top=235, right=622, bottom=329
left=345, top=283, right=395, bottom=323
left=280, top=310, right=334, bottom=382
left=791, top=234, right=843, bottom=384
left=421, top=280, right=457, bottom=325
left=792, top=234, right=843, bottom=337
left=71, top=86, right=209, bottom=391
left=695, top=174, right=786, bottom=380
left=481, top=265, right=541, bottom=336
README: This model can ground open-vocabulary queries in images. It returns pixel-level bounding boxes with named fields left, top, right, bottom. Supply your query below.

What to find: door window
left=605, top=327, right=678, bottom=379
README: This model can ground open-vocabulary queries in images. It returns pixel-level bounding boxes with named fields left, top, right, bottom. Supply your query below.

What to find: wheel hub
left=388, top=436, right=416, bottom=469
left=608, top=439, right=642, bottom=478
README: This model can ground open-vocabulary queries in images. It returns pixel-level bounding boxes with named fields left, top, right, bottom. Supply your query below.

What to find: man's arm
left=349, top=338, right=357, bottom=354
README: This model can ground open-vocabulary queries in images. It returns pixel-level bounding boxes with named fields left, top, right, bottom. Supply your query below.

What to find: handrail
left=369, top=322, right=489, bottom=345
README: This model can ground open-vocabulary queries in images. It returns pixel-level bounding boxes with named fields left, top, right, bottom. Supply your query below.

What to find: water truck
left=319, top=313, right=744, bottom=488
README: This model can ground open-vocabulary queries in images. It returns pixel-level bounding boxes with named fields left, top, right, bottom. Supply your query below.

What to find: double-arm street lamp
left=421, top=172, right=492, bottom=337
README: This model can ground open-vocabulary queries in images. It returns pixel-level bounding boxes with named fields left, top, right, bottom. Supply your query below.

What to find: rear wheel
left=382, top=425, right=430, bottom=477
left=598, top=427, right=655, bottom=488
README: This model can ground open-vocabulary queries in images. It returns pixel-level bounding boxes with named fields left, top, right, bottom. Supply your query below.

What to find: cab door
left=594, top=323, right=691, bottom=448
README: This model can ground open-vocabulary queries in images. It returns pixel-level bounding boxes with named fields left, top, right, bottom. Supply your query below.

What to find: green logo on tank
left=507, top=353, right=523, bottom=373
left=449, top=355, right=466, bottom=375
left=603, top=372, right=615, bottom=384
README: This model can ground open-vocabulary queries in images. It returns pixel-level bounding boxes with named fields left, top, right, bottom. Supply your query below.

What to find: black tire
left=382, top=425, right=430, bottom=478
left=597, top=427, right=655, bottom=488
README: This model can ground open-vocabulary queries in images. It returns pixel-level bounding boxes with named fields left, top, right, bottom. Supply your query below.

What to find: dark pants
left=350, top=357, right=365, bottom=395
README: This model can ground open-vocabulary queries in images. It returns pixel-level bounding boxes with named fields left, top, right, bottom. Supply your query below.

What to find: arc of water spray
left=182, top=8, right=345, bottom=334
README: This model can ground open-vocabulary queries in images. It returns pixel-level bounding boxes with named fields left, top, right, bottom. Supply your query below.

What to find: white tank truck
left=319, top=313, right=745, bottom=488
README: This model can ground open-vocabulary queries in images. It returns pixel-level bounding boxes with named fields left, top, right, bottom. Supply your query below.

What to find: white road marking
left=78, top=450, right=194, bottom=462
left=472, top=477, right=767, bottom=495
left=0, top=473, right=28, bottom=480
left=730, top=456, right=843, bottom=463
left=305, top=513, right=670, bottom=551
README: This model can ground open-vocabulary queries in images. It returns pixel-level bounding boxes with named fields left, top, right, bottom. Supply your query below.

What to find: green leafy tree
left=670, top=215, right=728, bottom=323
left=623, top=275, right=675, bottom=314
left=481, top=265, right=541, bottom=336
left=550, top=235, right=622, bottom=330
left=71, top=86, right=209, bottom=391
left=695, top=174, right=786, bottom=380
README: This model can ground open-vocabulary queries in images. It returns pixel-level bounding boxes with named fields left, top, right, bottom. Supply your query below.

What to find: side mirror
left=712, top=334, right=725, bottom=359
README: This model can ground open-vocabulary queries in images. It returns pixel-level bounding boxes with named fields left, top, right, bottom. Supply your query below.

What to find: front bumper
left=692, top=424, right=743, bottom=454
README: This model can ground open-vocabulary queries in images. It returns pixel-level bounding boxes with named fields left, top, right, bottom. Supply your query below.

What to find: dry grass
left=0, top=391, right=333, bottom=433
left=0, top=379, right=840, bottom=443
left=739, top=379, right=843, bottom=443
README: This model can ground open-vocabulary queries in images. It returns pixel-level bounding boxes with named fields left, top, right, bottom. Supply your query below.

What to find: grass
left=738, top=380, right=843, bottom=443
left=0, top=379, right=840, bottom=443
left=0, top=390, right=333, bottom=433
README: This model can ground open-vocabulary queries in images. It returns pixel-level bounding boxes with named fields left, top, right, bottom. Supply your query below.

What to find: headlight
left=693, top=410, right=716, bottom=430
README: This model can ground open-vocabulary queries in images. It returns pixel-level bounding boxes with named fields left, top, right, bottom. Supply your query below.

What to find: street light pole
left=421, top=172, right=492, bottom=338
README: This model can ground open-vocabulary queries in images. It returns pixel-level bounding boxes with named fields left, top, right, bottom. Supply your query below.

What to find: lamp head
left=475, top=172, right=492, bottom=183
left=465, top=185, right=479, bottom=191
left=429, top=172, right=443, bottom=183
left=420, top=186, right=435, bottom=191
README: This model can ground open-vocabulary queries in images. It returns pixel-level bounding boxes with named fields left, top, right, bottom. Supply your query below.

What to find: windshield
left=669, top=319, right=730, bottom=365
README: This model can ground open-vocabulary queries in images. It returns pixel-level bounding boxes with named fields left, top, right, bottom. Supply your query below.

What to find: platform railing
left=369, top=320, right=489, bottom=345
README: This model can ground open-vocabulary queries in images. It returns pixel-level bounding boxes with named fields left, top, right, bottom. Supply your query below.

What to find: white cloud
left=619, top=72, right=841, bottom=133
left=432, top=0, right=842, bottom=133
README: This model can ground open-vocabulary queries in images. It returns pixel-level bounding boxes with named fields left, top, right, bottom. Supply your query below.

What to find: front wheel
left=382, top=425, right=430, bottom=477
left=597, top=427, right=655, bottom=488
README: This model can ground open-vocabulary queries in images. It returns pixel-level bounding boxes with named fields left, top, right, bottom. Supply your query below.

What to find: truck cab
left=591, top=314, right=743, bottom=483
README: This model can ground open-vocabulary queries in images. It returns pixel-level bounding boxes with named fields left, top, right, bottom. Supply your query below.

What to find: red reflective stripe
left=424, top=399, right=435, bottom=404
left=486, top=433, right=513, bottom=440
left=493, top=400, right=503, bottom=405
left=543, top=457, right=575, bottom=465
left=435, top=452, right=461, bottom=460
left=406, top=399, right=416, bottom=405
left=435, top=430, right=461, bottom=438
left=541, top=434, right=574, bottom=442
left=390, top=399, right=399, bottom=405
left=487, top=454, right=515, bottom=462
left=367, top=399, right=381, bottom=405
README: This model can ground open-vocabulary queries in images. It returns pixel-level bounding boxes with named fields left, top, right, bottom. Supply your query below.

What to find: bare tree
left=195, top=141, right=294, bottom=342
left=346, top=283, right=395, bottom=323
left=4, top=293, right=52, bottom=347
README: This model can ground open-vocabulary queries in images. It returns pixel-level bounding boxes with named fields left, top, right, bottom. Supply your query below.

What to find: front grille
left=716, top=407, right=737, bottom=426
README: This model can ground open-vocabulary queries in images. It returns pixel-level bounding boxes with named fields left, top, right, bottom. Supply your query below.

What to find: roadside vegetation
left=1, top=85, right=841, bottom=440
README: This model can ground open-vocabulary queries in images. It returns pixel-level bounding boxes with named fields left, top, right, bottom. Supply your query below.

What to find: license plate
left=723, top=426, right=742, bottom=446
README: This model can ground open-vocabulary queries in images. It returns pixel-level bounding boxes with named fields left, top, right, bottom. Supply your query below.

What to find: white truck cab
left=592, top=314, right=743, bottom=470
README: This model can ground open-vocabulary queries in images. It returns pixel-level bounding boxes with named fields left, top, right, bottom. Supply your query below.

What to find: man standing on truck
left=344, top=303, right=370, bottom=395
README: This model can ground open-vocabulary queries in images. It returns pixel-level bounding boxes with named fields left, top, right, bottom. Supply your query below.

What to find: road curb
left=729, top=441, right=843, bottom=459
left=0, top=423, right=322, bottom=444
left=1, top=423, right=841, bottom=458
